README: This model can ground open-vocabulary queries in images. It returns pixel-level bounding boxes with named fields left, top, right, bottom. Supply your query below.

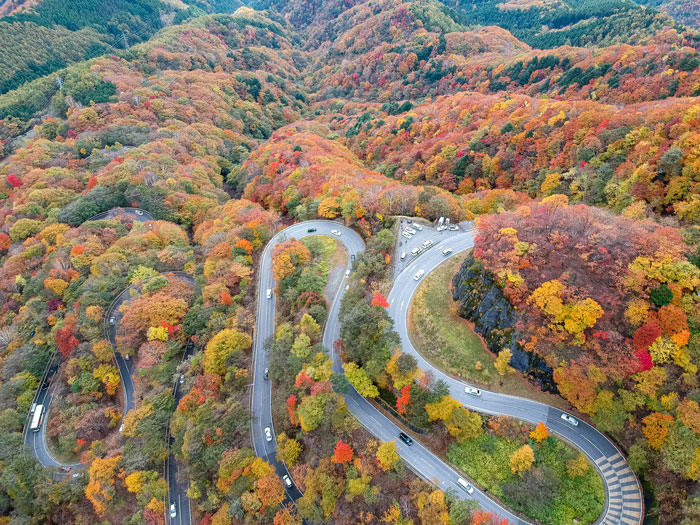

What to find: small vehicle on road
left=414, top=269, right=425, bottom=281
left=351, top=254, right=355, bottom=261
left=266, top=289, right=272, bottom=299
left=422, top=240, right=433, bottom=248
left=179, top=374, right=184, bottom=385
left=307, top=227, right=317, bottom=233
left=331, top=229, right=341, bottom=236
left=60, top=466, right=71, bottom=472
left=119, top=423, right=124, bottom=433
left=170, top=503, right=177, bottom=518
left=345, top=269, right=351, bottom=277
left=282, top=475, right=293, bottom=488
left=263, top=368, right=269, bottom=380
left=109, top=316, right=115, bottom=325
left=465, top=386, right=481, bottom=396
left=457, top=478, right=474, bottom=494
left=560, top=413, right=579, bottom=426
left=265, top=427, right=272, bottom=441
left=135, top=210, right=144, bottom=216
left=442, top=248, right=453, bottom=256
left=399, top=432, right=413, bottom=446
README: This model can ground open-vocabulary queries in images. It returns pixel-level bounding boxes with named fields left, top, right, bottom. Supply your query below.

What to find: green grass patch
left=447, top=432, right=604, bottom=525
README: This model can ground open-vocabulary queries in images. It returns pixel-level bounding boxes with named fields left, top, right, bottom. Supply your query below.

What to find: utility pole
left=122, top=32, right=129, bottom=49
left=55, top=75, right=62, bottom=89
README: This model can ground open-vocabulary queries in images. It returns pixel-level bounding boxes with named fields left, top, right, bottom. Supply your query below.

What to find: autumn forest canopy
left=1, top=0, right=700, bottom=524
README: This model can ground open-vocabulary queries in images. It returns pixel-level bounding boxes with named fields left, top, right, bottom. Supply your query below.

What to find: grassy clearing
left=447, top=431, right=605, bottom=525
left=408, top=252, right=569, bottom=408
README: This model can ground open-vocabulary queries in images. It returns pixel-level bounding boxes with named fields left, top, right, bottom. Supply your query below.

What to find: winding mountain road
left=253, top=220, right=643, bottom=525
left=25, top=208, right=153, bottom=469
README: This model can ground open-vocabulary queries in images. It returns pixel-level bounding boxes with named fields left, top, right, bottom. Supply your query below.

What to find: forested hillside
left=0, top=0, right=699, bottom=523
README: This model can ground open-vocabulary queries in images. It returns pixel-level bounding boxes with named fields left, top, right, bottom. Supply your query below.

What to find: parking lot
left=393, top=217, right=472, bottom=276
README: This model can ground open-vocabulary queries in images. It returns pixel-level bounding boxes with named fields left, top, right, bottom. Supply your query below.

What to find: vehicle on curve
left=266, top=289, right=272, bottom=299
left=170, top=503, right=177, bottom=518
left=465, top=386, right=481, bottom=396
left=265, top=427, right=272, bottom=441
left=135, top=210, right=144, bottom=216
left=399, top=432, right=413, bottom=446
left=307, top=227, right=317, bottom=233
left=400, top=252, right=406, bottom=260
left=560, top=413, right=579, bottom=426
left=457, top=478, right=474, bottom=494
left=351, top=254, right=355, bottom=261
left=345, top=269, right=351, bottom=277
left=263, top=368, right=269, bottom=380
left=119, top=423, right=124, bottom=433
left=179, top=374, right=184, bottom=385
left=414, top=269, right=425, bottom=281
left=442, top=248, right=453, bottom=256
left=30, top=404, right=44, bottom=432
left=282, top=475, right=292, bottom=488
left=331, top=229, right=341, bottom=236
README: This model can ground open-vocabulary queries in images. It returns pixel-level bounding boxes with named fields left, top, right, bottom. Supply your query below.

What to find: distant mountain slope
left=638, top=0, right=700, bottom=29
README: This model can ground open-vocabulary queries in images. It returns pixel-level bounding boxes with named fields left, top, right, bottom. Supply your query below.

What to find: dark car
left=307, top=228, right=317, bottom=233
left=263, top=368, right=269, bottom=380
left=399, top=432, right=413, bottom=446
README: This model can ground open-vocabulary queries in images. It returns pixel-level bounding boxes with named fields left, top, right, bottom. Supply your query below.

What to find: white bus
left=30, top=404, right=44, bottom=432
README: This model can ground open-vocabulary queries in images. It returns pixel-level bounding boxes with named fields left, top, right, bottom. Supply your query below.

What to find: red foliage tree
left=332, top=440, right=353, bottom=464
left=634, top=350, right=653, bottom=372
left=55, top=325, right=79, bottom=359
left=7, top=174, right=22, bottom=188
left=396, top=385, right=411, bottom=415
left=633, top=322, right=661, bottom=352
left=287, top=394, right=298, bottom=427
left=370, top=292, right=390, bottom=308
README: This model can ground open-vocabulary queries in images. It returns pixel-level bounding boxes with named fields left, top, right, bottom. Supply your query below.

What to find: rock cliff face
left=452, top=252, right=557, bottom=393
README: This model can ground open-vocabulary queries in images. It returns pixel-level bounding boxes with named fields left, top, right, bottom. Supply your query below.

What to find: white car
left=119, top=423, right=124, bottom=433
left=331, top=229, right=341, bottom=236
left=282, top=475, right=292, bottom=488
left=405, top=227, right=416, bottom=235
left=422, top=240, right=433, bottom=248
left=449, top=225, right=459, bottom=231
left=411, top=248, right=421, bottom=256
left=109, top=316, right=115, bottom=325
left=135, top=210, right=144, bottom=216
left=179, top=374, right=184, bottom=385
left=265, top=427, right=272, bottom=441
left=170, top=503, right=176, bottom=518
left=402, top=232, right=412, bottom=240
left=457, top=478, right=474, bottom=494
left=412, top=222, right=423, bottom=231
left=400, top=252, right=406, bottom=260
left=414, top=269, right=425, bottom=281
left=437, top=225, right=447, bottom=232
left=465, top=386, right=481, bottom=396
left=442, top=248, right=453, bottom=256
left=560, top=413, right=579, bottom=426
left=345, top=269, right=350, bottom=277
left=266, top=289, right=272, bottom=299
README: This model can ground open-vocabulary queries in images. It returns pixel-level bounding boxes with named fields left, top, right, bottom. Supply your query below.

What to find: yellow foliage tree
left=85, top=455, right=122, bottom=516
left=376, top=441, right=399, bottom=471
left=147, top=326, right=169, bottom=342
left=566, top=454, right=590, bottom=479
left=203, top=329, right=252, bottom=375
left=509, top=444, right=535, bottom=476
left=495, top=348, right=512, bottom=376
left=425, top=395, right=460, bottom=422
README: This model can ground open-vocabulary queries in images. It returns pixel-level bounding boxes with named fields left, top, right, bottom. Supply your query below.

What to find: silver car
left=560, top=413, right=579, bottom=426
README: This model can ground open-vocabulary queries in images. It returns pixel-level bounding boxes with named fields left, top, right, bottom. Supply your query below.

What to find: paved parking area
left=394, top=218, right=473, bottom=276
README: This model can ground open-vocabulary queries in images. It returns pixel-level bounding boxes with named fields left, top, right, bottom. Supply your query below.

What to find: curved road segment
left=388, top=229, right=644, bottom=525
left=25, top=208, right=153, bottom=469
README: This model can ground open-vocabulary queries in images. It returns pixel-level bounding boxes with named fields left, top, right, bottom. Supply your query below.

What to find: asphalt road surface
left=388, top=229, right=643, bottom=525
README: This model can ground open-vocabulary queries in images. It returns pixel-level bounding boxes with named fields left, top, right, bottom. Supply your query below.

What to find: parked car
left=442, top=248, right=453, bottom=256
left=170, top=503, right=177, bottom=518
left=265, top=427, right=272, bottom=441
left=422, top=240, right=433, bottom=248
left=412, top=222, right=423, bottom=231
left=282, top=475, right=293, bottom=488
left=263, top=368, right=269, bottom=380
left=457, top=478, right=474, bottom=494
left=560, top=413, right=579, bottom=426
left=465, top=386, right=481, bottom=396
left=307, top=227, right=317, bottom=233
left=449, top=225, right=459, bottom=231
left=400, top=252, right=406, bottom=260
left=437, top=225, right=447, bottom=232
left=399, top=432, right=413, bottom=446
left=266, top=289, right=272, bottom=299
left=331, top=229, right=341, bottom=236
left=405, top=227, right=416, bottom=235
left=411, top=247, right=421, bottom=256
left=402, top=231, right=412, bottom=240
left=414, top=269, right=425, bottom=281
